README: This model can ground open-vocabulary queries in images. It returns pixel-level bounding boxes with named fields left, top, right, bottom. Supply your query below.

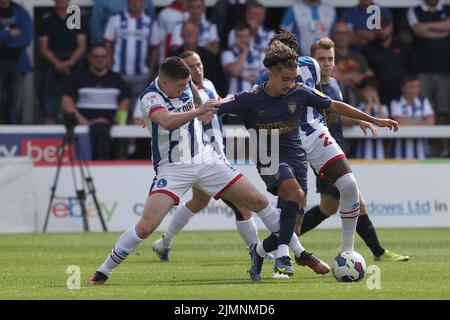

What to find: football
left=332, top=251, right=366, bottom=282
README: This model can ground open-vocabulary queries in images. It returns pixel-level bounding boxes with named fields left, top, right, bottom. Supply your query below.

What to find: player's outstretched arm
left=150, top=100, right=219, bottom=131
left=329, top=101, right=399, bottom=132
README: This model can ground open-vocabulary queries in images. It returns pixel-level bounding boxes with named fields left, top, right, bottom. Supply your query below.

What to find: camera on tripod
left=43, top=112, right=107, bottom=232
left=63, top=112, right=78, bottom=137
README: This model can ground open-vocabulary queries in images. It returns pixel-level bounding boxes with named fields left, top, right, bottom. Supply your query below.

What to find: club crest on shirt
left=288, top=102, right=298, bottom=113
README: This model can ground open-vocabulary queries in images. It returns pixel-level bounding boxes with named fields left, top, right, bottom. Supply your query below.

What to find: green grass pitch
left=1, top=228, right=449, bottom=300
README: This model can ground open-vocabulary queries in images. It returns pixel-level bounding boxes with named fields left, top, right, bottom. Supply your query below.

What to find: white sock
left=163, top=203, right=195, bottom=248
left=335, top=173, right=360, bottom=252
left=99, top=226, right=145, bottom=276
left=276, top=244, right=289, bottom=258
left=256, top=204, right=280, bottom=233
left=256, top=241, right=266, bottom=258
left=289, top=234, right=305, bottom=258
left=235, top=218, right=259, bottom=246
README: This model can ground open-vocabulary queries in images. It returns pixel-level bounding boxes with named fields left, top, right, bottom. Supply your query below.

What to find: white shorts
left=301, top=126, right=346, bottom=179
left=149, top=153, right=242, bottom=204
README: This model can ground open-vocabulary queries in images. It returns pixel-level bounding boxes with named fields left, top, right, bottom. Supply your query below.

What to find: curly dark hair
left=263, top=40, right=298, bottom=70
left=267, top=31, right=299, bottom=54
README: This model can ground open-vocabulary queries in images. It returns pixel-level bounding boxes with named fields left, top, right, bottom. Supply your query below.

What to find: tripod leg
left=43, top=140, right=67, bottom=232
left=73, top=135, right=108, bottom=232
left=77, top=190, right=89, bottom=232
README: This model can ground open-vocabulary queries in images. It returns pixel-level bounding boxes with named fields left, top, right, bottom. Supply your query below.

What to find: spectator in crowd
left=332, top=21, right=374, bottom=106
left=0, top=0, right=32, bottom=124
left=340, top=0, right=393, bottom=49
left=104, top=0, right=159, bottom=111
left=157, top=0, right=185, bottom=63
left=355, top=77, right=389, bottom=159
left=210, top=0, right=248, bottom=50
left=90, top=0, right=155, bottom=45
left=280, top=0, right=336, bottom=55
left=407, top=0, right=450, bottom=157
left=173, top=21, right=227, bottom=96
left=362, top=15, right=417, bottom=106
left=390, top=74, right=435, bottom=159
left=227, top=0, right=275, bottom=52
left=38, top=0, right=87, bottom=124
left=61, top=45, right=131, bottom=160
left=170, top=0, right=220, bottom=55
left=221, top=21, right=264, bottom=95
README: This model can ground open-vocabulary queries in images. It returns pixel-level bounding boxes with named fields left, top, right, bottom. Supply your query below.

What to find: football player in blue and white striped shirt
left=391, top=74, right=435, bottom=159
left=151, top=51, right=273, bottom=261
left=88, top=57, right=286, bottom=285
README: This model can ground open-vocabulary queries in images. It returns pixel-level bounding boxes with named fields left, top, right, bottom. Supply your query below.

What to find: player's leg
left=321, top=157, right=359, bottom=253
left=222, top=200, right=262, bottom=249
left=88, top=193, right=176, bottom=284
left=152, top=188, right=211, bottom=261
left=300, top=193, right=339, bottom=235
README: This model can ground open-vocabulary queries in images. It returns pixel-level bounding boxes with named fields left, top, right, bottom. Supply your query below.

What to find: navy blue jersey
left=218, top=83, right=332, bottom=169
left=321, top=78, right=344, bottom=149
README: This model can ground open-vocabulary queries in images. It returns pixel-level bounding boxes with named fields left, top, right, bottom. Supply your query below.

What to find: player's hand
left=359, top=120, right=377, bottom=138
left=374, top=118, right=399, bottom=132
left=198, top=100, right=219, bottom=115
left=198, top=111, right=214, bottom=124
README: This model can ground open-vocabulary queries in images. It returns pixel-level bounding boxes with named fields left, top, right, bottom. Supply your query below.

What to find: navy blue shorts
left=259, top=161, right=308, bottom=196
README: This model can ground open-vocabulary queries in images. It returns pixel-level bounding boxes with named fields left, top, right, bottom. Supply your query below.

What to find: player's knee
left=135, top=221, right=154, bottom=239
left=248, top=192, right=269, bottom=211
left=335, top=173, right=358, bottom=199
left=284, top=188, right=305, bottom=207
left=359, top=197, right=368, bottom=215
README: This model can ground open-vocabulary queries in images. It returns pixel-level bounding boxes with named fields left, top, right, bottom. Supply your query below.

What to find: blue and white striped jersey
left=171, top=14, right=219, bottom=48
left=197, top=78, right=225, bottom=158
left=140, top=78, right=208, bottom=168
left=390, top=96, right=434, bottom=159
left=221, top=46, right=265, bottom=94
left=254, top=55, right=321, bottom=89
left=104, top=11, right=160, bottom=76
left=227, top=26, right=276, bottom=52
left=280, top=0, right=336, bottom=55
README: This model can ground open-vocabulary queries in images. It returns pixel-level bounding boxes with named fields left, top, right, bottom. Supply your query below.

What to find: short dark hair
left=88, top=43, right=108, bottom=55
left=178, top=50, right=196, bottom=60
left=402, top=73, right=419, bottom=85
left=247, top=0, right=265, bottom=11
left=264, top=40, right=298, bottom=71
left=268, top=31, right=299, bottom=55
left=234, top=21, right=251, bottom=33
left=358, top=76, right=379, bottom=90
left=159, top=56, right=191, bottom=80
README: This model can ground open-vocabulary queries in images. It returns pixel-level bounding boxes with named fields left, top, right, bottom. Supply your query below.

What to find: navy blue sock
left=356, top=214, right=385, bottom=257
left=300, top=205, right=329, bottom=235
left=278, top=201, right=299, bottom=246
left=262, top=233, right=279, bottom=253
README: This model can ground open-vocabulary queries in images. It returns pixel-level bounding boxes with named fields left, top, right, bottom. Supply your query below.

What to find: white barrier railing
left=1, top=125, right=450, bottom=139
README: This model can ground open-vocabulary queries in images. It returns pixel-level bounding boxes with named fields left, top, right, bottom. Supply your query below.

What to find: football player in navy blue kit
left=219, top=40, right=399, bottom=281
